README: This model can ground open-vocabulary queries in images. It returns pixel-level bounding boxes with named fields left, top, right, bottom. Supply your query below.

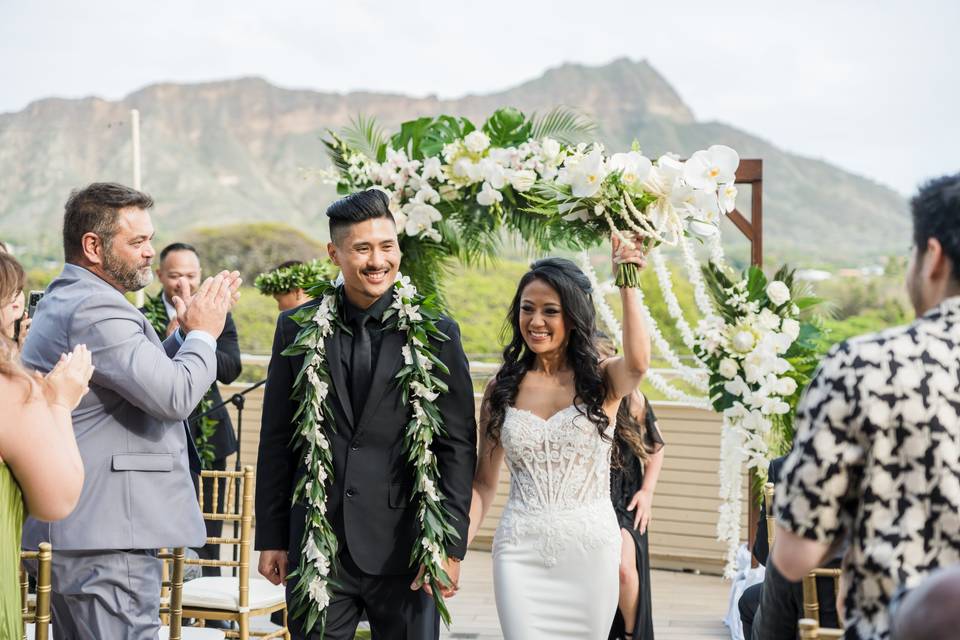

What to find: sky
left=2, top=0, right=956, bottom=195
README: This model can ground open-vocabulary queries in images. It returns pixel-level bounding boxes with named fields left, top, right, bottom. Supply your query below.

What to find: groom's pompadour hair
left=326, top=189, right=395, bottom=245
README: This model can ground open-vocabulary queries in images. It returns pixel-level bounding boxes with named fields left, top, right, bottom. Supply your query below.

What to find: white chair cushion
left=181, top=576, right=286, bottom=611
left=160, top=627, right=227, bottom=640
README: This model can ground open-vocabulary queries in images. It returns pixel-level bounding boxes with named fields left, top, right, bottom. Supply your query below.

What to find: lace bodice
left=493, top=405, right=620, bottom=567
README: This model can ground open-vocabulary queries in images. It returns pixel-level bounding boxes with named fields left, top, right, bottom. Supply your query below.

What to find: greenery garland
left=143, top=292, right=219, bottom=469
left=254, top=259, right=338, bottom=296
left=282, top=275, right=457, bottom=634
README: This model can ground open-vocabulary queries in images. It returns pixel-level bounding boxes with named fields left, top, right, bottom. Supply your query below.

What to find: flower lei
left=254, top=258, right=337, bottom=296
left=282, top=274, right=458, bottom=634
left=143, top=292, right=218, bottom=468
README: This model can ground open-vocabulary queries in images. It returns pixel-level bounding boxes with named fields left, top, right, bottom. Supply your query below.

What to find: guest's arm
left=467, top=380, right=505, bottom=545
left=71, top=292, right=216, bottom=422
left=772, top=342, right=863, bottom=581
left=0, top=345, right=92, bottom=521
left=626, top=393, right=664, bottom=534
left=602, top=235, right=651, bottom=402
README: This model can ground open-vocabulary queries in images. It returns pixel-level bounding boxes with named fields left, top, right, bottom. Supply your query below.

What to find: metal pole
left=131, top=109, right=146, bottom=308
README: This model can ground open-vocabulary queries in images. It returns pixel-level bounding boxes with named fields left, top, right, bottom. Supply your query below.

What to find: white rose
left=508, top=169, right=537, bottom=192
left=776, top=377, right=798, bottom=396
left=718, top=358, right=739, bottom=379
left=766, top=281, right=791, bottom=306
left=464, top=130, right=490, bottom=154
left=781, top=318, right=801, bottom=341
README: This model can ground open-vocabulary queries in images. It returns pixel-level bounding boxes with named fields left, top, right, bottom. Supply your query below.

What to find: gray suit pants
left=28, top=549, right=161, bottom=640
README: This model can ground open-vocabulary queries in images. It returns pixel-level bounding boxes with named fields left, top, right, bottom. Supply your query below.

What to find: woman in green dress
left=0, top=251, right=91, bottom=637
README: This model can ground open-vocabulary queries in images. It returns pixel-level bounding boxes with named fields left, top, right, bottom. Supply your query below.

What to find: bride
left=467, top=236, right=651, bottom=639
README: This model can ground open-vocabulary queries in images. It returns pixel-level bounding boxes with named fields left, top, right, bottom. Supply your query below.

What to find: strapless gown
left=492, top=405, right=621, bottom=639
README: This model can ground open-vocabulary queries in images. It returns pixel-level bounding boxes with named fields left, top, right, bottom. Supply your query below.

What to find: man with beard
left=20, top=182, right=242, bottom=639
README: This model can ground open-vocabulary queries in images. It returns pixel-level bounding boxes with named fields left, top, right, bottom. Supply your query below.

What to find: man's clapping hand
left=172, top=271, right=242, bottom=338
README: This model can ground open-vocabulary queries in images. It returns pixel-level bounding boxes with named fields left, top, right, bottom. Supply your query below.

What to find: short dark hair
left=272, top=259, right=303, bottom=271
left=63, top=183, right=154, bottom=263
left=326, top=189, right=394, bottom=245
left=912, top=173, right=960, bottom=282
left=159, top=242, right=199, bottom=264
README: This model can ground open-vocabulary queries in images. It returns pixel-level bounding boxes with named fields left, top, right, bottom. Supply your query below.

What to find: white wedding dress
left=492, top=404, right=621, bottom=639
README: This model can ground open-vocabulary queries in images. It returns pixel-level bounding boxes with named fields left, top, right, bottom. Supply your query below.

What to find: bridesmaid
left=597, top=334, right=665, bottom=640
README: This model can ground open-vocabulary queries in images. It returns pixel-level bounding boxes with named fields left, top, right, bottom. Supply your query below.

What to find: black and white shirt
left=777, top=296, right=960, bottom=640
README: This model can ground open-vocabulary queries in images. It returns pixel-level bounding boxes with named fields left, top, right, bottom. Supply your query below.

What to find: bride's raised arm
left=467, top=379, right=505, bottom=546
left=602, top=234, right=652, bottom=402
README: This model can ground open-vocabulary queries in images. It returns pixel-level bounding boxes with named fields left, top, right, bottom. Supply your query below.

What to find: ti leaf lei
left=282, top=274, right=459, bottom=634
left=143, top=292, right=219, bottom=469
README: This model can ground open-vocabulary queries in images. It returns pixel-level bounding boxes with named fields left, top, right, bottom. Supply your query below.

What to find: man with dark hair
left=21, top=182, right=242, bottom=639
left=256, top=189, right=477, bottom=639
left=773, top=173, right=960, bottom=640
left=256, top=260, right=314, bottom=311
left=143, top=241, right=242, bottom=578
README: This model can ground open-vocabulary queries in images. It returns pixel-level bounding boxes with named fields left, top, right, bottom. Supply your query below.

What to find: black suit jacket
left=140, top=305, right=242, bottom=461
left=255, top=297, right=477, bottom=576
left=190, top=312, right=242, bottom=460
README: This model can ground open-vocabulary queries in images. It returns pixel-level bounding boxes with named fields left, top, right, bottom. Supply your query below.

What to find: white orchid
left=609, top=151, right=653, bottom=190
left=683, top=145, right=740, bottom=191
left=719, top=183, right=738, bottom=213
left=420, top=156, right=444, bottom=182
left=766, top=281, right=791, bottom=306
left=308, top=578, right=330, bottom=607
left=401, top=202, right=442, bottom=239
left=559, top=146, right=608, bottom=198
left=479, top=158, right=508, bottom=189
left=414, top=185, right=440, bottom=205
left=464, top=130, right=491, bottom=154
left=476, top=181, right=504, bottom=206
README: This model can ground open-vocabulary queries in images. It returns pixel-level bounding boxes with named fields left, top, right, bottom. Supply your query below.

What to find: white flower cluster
left=344, top=134, right=568, bottom=243
left=557, top=144, right=740, bottom=245
left=695, top=277, right=804, bottom=576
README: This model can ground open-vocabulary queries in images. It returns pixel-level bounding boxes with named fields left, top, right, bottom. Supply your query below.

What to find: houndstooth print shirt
left=777, top=296, right=960, bottom=640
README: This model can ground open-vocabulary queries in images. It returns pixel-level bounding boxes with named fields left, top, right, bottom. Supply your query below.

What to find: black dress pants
left=289, top=548, right=439, bottom=640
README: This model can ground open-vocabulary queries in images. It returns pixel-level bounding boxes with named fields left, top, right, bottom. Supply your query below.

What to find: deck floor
left=442, top=551, right=732, bottom=639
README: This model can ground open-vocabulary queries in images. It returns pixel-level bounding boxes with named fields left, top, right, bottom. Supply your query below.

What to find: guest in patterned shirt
left=772, top=172, right=960, bottom=640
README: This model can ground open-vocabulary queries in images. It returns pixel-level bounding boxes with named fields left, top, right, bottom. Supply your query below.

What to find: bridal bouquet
left=325, top=108, right=739, bottom=294
left=692, top=263, right=822, bottom=575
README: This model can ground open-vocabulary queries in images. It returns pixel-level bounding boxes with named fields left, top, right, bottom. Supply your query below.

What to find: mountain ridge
left=0, top=58, right=907, bottom=266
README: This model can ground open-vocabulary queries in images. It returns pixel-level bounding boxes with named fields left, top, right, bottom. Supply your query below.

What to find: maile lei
left=143, top=293, right=219, bottom=469
left=282, top=273, right=459, bottom=634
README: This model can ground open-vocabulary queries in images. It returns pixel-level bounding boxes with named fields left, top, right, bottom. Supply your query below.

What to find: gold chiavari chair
left=763, top=482, right=776, bottom=550
left=803, top=567, right=843, bottom=625
left=180, top=466, right=289, bottom=640
left=19, top=542, right=51, bottom=640
left=159, top=548, right=225, bottom=640
left=798, top=617, right=844, bottom=639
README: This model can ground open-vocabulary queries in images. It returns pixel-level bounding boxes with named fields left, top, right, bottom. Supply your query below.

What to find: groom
left=255, top=189, right=477, bottom=639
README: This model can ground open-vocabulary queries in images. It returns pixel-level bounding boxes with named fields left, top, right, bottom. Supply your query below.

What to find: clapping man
left=21, top=183, right=242, bottom=639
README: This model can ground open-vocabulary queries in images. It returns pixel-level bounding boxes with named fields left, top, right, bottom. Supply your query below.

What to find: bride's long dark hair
left=486, top=257, right=609, bottom=446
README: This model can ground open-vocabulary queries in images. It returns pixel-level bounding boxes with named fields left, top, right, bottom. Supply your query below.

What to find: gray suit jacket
left=21, top=264, right=210, bottom=551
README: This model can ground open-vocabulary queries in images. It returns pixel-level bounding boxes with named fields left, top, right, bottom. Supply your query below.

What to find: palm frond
left=531, top=107, right=595, bottom=144
left=343, top=114, right=387, bottom=162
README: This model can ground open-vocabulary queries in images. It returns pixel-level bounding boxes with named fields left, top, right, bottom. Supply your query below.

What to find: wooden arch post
left=727, top=158, right=764, bottom=557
